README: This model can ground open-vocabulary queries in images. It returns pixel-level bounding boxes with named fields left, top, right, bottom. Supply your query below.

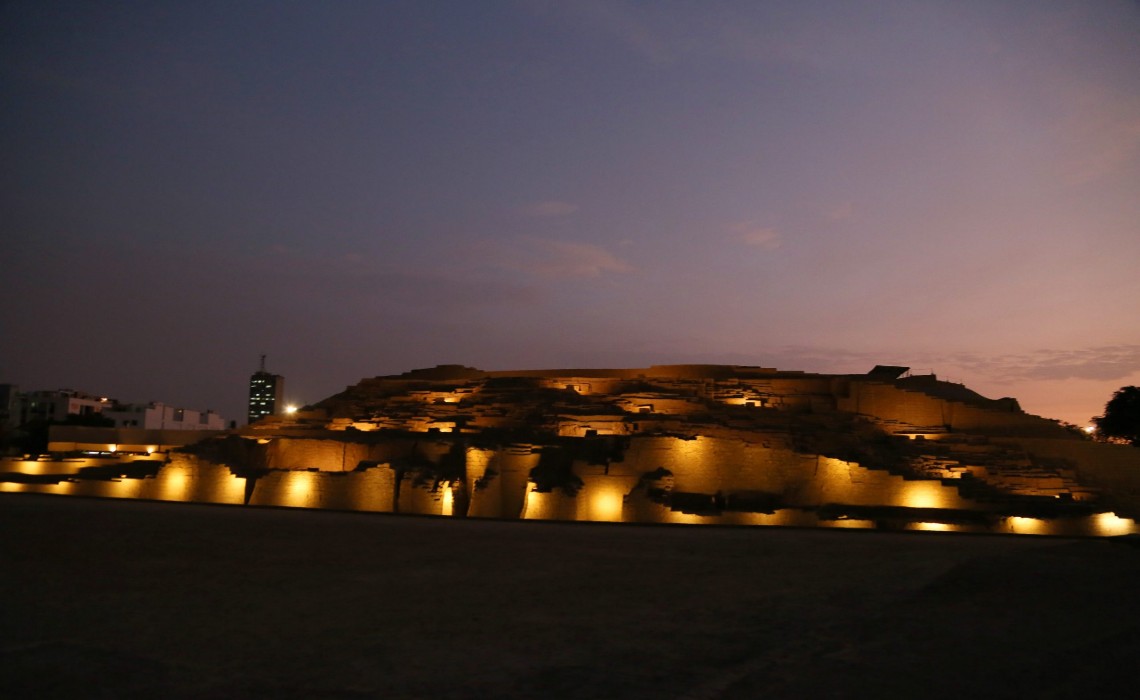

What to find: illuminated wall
left=47, top=426, right=226, bottom=454
left=149, top=455, right=247, bottom=504
left=3, top=446, right=1136, bottom=535
left=576, top=465, right=638, bottom=522
left=263, top=436, right=452, bottom=472
left=396, top=478, right=449, bottom=515
left=520, top=463, right=639, bottom=522
left=619, top=436, right=808, bottom=496
left=248, top=465, right=396, bottom=511
left=838, top=382, right=1069, bottom=436
left=510, top=436, right=975, bottom=523
left=520, top=484, right=579, bottom=521
left=11, top=363, right=1140, bottom=536
left=997, top=437, right=1140, bottom=518
left=265, top=438, right=374, bottom=471
left=0, top=455, right=246, bottom=505
left=466, top=446, right=539, bottom=519
left=614, top=436, right=974, bottom=512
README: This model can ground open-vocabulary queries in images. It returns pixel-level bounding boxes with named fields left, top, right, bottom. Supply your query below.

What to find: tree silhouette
left=1093, top=386, right=1140, bottom=446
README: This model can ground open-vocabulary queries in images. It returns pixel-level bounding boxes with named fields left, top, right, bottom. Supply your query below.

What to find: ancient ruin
left=5, top=364, right=1140, bottom=535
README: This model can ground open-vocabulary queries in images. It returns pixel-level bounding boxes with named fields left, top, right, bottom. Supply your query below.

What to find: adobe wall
left=465, top=446, right=536, bottom=519
left=155, top=455, right=247, bottom=504
left=515, top=436, right=974, bottom=523
left=621, top=436, right=973, bottom=510
left=486, top=366, right=711, bottom=380
left=612, top=397, right=705, bottom=415
left=994, top=438, right=1140, bottom=518
left=2, top=455, right=146, bottom=477
left=4, top=434, right=1132, bottom=533
left=0, top=455, right=246, bottom=505
left=537, top=377, right=631, bottom=395
left=47, top=426, right=225, bottom=453
left=839, top=382, right=948, bottom=426
left=944, top=402, right=1067, bottom=436
left=248, top=466, right=395, bottom=511
left=839, top=382, right=1067, bottom=436
left=264, top=436, right=446, bottom=472
left=258, top=438, right=546, bottom=517
left=521, top=486, right=580, bottom=521
left=4, top=451, right=397, bottom=511
left=251, top=434, right=980, bottom=520
left=265, top=438, right=371, bottom=471
left=396, top=478, right=448, bottom=515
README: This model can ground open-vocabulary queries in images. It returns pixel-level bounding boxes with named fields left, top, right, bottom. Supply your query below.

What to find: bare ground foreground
left=2, top=494, right=1139, bottom=699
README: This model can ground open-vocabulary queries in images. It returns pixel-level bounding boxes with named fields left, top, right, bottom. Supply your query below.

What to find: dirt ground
left=2, top=493, right=1138, bottom=699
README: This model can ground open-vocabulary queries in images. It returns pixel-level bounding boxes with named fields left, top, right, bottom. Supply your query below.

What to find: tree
left=1092, top=386, right=1140, bottom=447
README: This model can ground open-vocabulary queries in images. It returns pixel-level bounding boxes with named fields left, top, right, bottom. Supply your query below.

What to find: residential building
left=102, top=402, right=226, bottom=431
left=17, top=389, right=110, bottom=424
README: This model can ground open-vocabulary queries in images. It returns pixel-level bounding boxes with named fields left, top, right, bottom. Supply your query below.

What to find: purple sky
left=3, top=1, right=1139, bottom=427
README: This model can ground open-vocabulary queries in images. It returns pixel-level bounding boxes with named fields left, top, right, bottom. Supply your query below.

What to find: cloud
left=949, top=346, right=1140, bottom=383
left=729, top=344, right=1140, bottom=386
left=730, top=222, right=782, bottom=250
left=758, top=346, right=892, bottom=374
left=508, top=237, right=634, bottom=278
left=519, top=200, right=581, bottom=218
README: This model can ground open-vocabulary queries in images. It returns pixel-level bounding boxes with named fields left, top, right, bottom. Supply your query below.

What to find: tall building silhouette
left=247, top=355, right=284, bottom=424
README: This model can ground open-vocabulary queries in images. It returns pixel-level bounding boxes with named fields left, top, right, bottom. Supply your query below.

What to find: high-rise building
left=247, top=355, right=284, bottom=424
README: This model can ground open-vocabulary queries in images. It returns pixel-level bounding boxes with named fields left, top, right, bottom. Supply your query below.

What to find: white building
left=102, top=402, right=226, bottom=431
left=18, top=389, right=110, bottom=423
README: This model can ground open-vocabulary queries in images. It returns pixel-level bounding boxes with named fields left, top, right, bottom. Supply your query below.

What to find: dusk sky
left=3, top=1, right=1138, bottom=427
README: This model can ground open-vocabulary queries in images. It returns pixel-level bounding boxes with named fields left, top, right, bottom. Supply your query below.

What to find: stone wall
left=466, top=446, right=536, bottom=519
left=0, top=454, right=246, bottom=505
left=995, top=438, right=1140, bottom=518
left=249, top=466, right=395, bottom=511
left=839, top=382, right=1068, bottom=436
left=509, top=436, right=975, bottom=523
left=48, top=426, right=226, bottom=454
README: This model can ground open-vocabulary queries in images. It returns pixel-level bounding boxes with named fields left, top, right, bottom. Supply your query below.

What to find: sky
left=2, top=0, right=1139, bottom=427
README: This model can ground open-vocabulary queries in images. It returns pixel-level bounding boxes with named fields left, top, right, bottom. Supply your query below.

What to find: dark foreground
left=2, top=494, right=1138, bottom=699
